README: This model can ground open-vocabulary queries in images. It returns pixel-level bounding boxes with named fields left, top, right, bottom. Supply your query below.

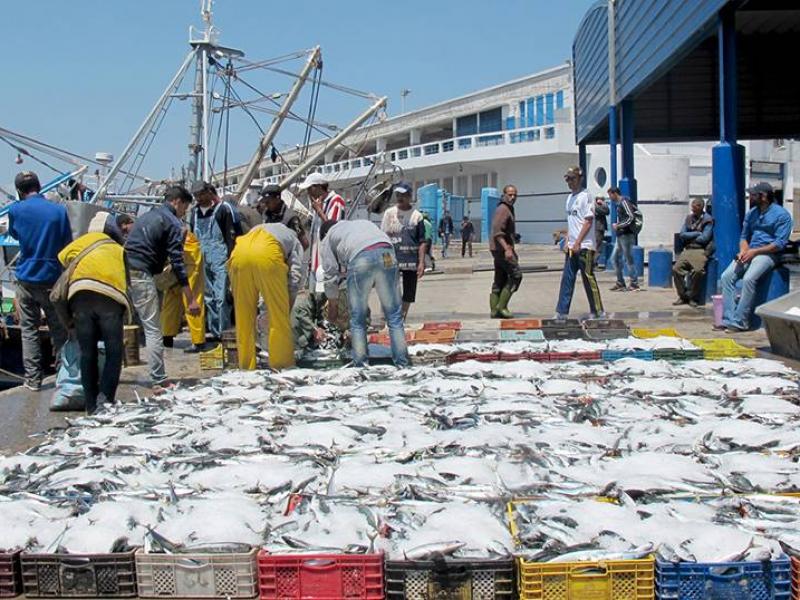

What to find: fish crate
left=136, top=547, right=259, bottom=599
left=689, top=338, right=756, bottom=359
left=602, top=350, right=654, bottom=362
left=582, top=318, right=627, bottom=330
left=385, top=558, right=514, bottom=600
left=655, top=558, right=791, bottom=600
left=456, top=330, right=500, bottom=343
left=584, top=328, right=631, bottom=341
left=541, top=327, right=586, bottom=341
left=499, top=329, right=546, bottom=342
left=791, top=557, right=798, bottom=600
left=444, top=352, right=501, bottom=365
left=547, top=351, right=603, bottom=362
left=527, top=352, right=551, bottom=363
left=21, top=551, right=137, bottom=598
left=652, top=348, right=704, bottom=362
left=499, top=319, right=542, bottom=330
left=497, top=352, right=529, bottom=362
left=413, top=330, right=457, bottom=344
left=632, top=328, right=682, bottom=339
left=199, top=344, right=224, bottom=370
left=541, top=318, right=582, bottom=328
left=517, top=556, right=654, bottom=600
left=0, top=551, right=21, bottom=597
left=421, top=321, right=462, bottom=331
left=257, top=551, right=383, bottom=600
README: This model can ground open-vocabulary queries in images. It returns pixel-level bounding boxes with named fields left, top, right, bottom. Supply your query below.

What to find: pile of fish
left=1, top=346, right=799, bottom=563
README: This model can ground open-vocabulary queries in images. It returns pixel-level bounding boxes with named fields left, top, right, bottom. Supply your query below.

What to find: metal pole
left=234, top=46, right=321, bottom=202
left=201, top=48, right=210, bottom=181
left=188, top=52, right=204, bottom=185
left=607, top=0, right=618, bottom=189
left=94, top=49, right=196, bottom=202
left=278, top=95, right=387, bottom=191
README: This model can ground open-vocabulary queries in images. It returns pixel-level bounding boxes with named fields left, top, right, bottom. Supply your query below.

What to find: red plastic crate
left=499, top=319, right=542, bottom=330
left=0, top=551, right=21, bottom=598
left=527, top=352, right=550, bottom=362
left=547, top=351, right=602, bottom=362
left=257, top=551, right=383, bottom=600
left=421, top=321, right=462, bottom=331
left=497, top=352, right=528, bottom=362
left=412, top=329, right=456, bottom=344
left=792, top=556, right=798, bottom=600
left=368, top=332, right=415, bottom=345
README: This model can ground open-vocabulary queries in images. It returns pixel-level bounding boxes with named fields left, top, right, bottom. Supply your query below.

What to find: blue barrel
left=480, top=187, right=500, bottom=243
left=750, top=266, right=790, bottom=329
left=624, top=246, right=645, bottom=278
left=417, top=184, right=439, bottom=241
left=648, top=247, right=674, bottom=288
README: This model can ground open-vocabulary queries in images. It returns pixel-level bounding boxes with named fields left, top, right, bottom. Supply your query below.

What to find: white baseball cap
left=298, top=172, right=328, bottom=190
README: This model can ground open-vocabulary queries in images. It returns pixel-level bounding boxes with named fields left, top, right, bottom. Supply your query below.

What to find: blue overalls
left=192, top=202, right=233, bottom=339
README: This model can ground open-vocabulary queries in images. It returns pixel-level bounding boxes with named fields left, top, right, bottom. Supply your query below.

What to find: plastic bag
left=50, top=338, right=106, bottom=412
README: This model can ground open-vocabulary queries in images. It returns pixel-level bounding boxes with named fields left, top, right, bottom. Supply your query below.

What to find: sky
left=0, top=0, right=596, bottom=184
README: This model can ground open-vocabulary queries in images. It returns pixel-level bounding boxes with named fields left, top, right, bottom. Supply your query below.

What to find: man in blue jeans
left=717, top=182, right=792, bottom=332
left=607, top=187, right=640, bottom=291
left=319, top=220, right=409, bottom=367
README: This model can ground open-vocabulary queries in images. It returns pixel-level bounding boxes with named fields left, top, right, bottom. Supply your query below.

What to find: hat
left=747, top=181, right=774, bottom=195
left=191, top=181, right=216, bottom=196
left=393, top=181, right=412, bottom=195
left=260, top=184, right=281, bottom=198
left=298, top=172, right=328, bottom=190
left=14, top=171, right=40, bottom=191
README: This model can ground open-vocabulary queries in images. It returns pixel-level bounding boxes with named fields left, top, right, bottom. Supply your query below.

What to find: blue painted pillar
left=619, top=99, right=637, bottom=205
left=578, top=143, right=587, bottom=188
left=712, top=7, right=746, bottom=276
left=608, top=105, right=619, bottom=243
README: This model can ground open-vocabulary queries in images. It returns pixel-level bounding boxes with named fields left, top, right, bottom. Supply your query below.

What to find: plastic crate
left=456, top=330, right=500, bottom=343
left=652, top=349, right=704, bottom=361
left=791, top=557, right=798, bottom=600
left=541, top=328, right=585, bottom=341
left=518, top=556, right=654, bottom=600
left=655, top=558, right=791, bottom=600
left=689, top=338, right=756, bottom=359
left=499, top=329, right=545, bottom=342
left=0, top=551, right=21, bottom=598
left=136, top=548, right=258, bottom=599
left=497, top=352, right=529, bottom=362
left=632, top=328, right=681, bottom=339
left=199, top=344, right=224, bottom=370
left=602, top=350, right=654, bottom=362
left=499, top=319, right=542, bottom=330
left=583, top=318, right=627, bottom=330
left=445, top=352, right=501, bottom=365
left=421, top=321, right=462, bottom=331
left=585, top=328, right=631, bottom=341
left=258, top=551, right=383, bottom=600
left=548, top=351, right=603, bottom=362
left=21, top=551, right=137, bottom=598
left=385, top=558, right=514, bottom=600
left=413, top=330, right=456, bottom=344
left=541, top=318, right=581, bottom=328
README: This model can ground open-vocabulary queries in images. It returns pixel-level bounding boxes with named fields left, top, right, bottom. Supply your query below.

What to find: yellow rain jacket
left=161, top=231, right=206, bottom=345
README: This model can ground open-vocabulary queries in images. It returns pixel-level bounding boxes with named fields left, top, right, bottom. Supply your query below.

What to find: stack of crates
left=602, top=350, right=654, bottom=361
left=540, top=319, right=585, bottom=341
left=583, top=318, right=630, bottom=341
left=385, top=558, right=514, bottom=600
left=21, top=551, right=138, bottom=598
left=199, top=344, right=224, bottom=370
left=690, top=338, right=757, bottom=359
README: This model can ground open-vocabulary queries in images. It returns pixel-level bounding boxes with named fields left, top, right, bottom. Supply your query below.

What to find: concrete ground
left=0, top=241, right=791, bottom=455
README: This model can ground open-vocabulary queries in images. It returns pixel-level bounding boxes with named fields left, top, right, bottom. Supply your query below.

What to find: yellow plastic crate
left=517, top=556, right=654, bottom=600
left=199, top=343, right=224, bottom=370
left=632, top=328, right=681, bottom=339
left=690, top=338, right=756, bottom=358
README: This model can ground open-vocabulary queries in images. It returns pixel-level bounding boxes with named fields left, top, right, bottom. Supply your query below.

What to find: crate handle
left=176, top=559, right=211, bottom=570
left=569, top=566, right=608, bottom=577
left=301, top=559, right=337, bottom=570
left=59, top=558, right=93, bottom=568
left=707, top=566, right=745, bottom=581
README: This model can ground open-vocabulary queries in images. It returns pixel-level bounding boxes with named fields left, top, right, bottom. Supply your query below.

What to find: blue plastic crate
left=656, top=558, right=791, bottom=600
left=499, top=329, right=546, bottom=342
left=601, top=350, right=654, bottom=361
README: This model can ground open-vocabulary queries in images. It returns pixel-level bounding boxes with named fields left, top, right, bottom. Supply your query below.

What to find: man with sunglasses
left=555, top=166, right=604, bottom=319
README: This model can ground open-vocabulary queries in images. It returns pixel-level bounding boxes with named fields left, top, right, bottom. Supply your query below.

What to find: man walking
left=594, top=196, right=609, bottom=270
left=673, top=199, right=714, bottom=307
left=608, top=186, right=640, bottom=291
left=555, top=166, right=604, bottom=319
left=460, top=216, right=474, bottom=258
left=8, top=171, right=72, bottom=391
left=717, top=182, right=792, bottom=331
left=319, top=219, right=409, bottom=367
left=438, top=210, right=454, bottom=258
left=380, top=182, right=426, bottom=320
left=126, top=186, right=200, bottom=387
left=189, top=182, right=240, bottom=341
left=299, top=172, right=345, bottom=293
left=489, top=185, right=522, bottom=319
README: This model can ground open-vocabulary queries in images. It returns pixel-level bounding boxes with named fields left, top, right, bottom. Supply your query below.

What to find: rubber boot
left=489, top=293, right=500, bottom=318
left=496, top=287, right=514, bottom=319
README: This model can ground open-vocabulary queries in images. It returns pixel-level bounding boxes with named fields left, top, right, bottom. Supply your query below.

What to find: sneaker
left=24, top=378, right=41, bottom=392
left=672, top=298, right=688, bottom=306
left=688, top=300, right=700, bottom=308
left=183, top=344, right=203, bottom=354
left=628, top=283, right=641, bottom=291
left=552, top=313, right=568, bottom=320
left=609, top=283, right=627, bottom=292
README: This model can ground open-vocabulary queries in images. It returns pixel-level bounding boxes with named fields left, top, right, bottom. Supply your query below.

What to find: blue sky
left=0, top=0, right=596, bottom=183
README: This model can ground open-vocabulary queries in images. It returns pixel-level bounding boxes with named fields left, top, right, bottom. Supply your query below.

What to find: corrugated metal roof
left=572, top=1, right=609, bottom=143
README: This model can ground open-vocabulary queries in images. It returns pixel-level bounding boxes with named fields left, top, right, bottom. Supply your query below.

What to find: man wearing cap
left=261, top=184, right=309, bottom=250
left=717, top=182, right=792, bottom=332
left=380, top=182, right=426, bottom=320
left=555, top=167, right=604, bottom=319
left=298, top=172, right=345, bottom=292
left=8, top=171, right=73, bottom=391
left=126, top=186, right=200, bottom=387
left=189, top=182, right=241, bottom=341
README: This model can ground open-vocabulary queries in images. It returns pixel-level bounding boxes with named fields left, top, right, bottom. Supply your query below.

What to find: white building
left=224, top=63, right=800, bottom=246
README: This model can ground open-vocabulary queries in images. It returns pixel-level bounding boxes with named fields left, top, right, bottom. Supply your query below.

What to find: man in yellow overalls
left=228, top=226, right=296, bottom=370
left=161, top=230, right=206, bottom=352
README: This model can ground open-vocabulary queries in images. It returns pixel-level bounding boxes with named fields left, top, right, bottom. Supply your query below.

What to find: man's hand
left=739, top=248, right=757, bottom=263
left=612, top=223, right=618, bottom=231
left=416, top=263, right=425, bottom=280
left=504, top=247, right=515, bottom=262
left=570, top=244, right=582, bottom=255
left=187, top=299, right=201, bottom=316
left=311, top=197, right=325, bottom=218
left=312, top=327, right=327, bottom=344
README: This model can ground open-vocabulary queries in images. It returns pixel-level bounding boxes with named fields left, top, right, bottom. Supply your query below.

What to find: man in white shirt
left=555, top=166, right=605, bottom=318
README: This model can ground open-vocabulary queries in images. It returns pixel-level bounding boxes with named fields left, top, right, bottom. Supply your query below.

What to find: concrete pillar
left=608, top=106, right=619, bottom=243
left=410, top=128, right=421, bottom=145
left=376, top=138, right=387, bottom=153
left=578, top=144, right=588, bottom=189
left=619, top=99, right=637, bottom=205
left=712, top=7, right=746, bottom=275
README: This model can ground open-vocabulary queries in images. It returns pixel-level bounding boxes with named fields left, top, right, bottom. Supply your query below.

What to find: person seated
left=672, top=199, right=713, bottom=307
left=291, top=287, right=350, bottom=354
left=717, top=182, right=792, bottom=332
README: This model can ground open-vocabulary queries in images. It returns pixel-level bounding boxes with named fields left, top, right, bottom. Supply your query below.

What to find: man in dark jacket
left=594, top=196, right=609, bottom=270
left=125, top=186, right=200, bottom=387
left=460, top=216, right=475, bottom=258
left=438, top=211, right=455, bottom=258
left=8, top=171, right=73, bottom=391
left=608, top=186, right=640, bottom=291
left=673, top=199, right=713, bottom=307
left=489, top=185, right=522, bottom=318
left=261, top=184, right=309, bottom=249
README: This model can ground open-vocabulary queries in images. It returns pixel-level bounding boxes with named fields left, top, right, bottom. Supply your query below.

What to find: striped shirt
left=310, top=191, right=346, bottom=272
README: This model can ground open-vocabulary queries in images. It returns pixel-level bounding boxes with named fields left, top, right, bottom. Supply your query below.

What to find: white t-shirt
left=565, top=190, right=595, bottom=250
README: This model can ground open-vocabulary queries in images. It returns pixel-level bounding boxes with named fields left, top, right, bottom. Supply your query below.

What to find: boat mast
left=188, top=0, right=214, bottom=185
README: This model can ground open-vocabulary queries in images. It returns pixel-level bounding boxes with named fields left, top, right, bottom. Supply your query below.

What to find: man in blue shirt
left=8, top=171, right=73, bottom=391
left=672, top=198, right=713, bottom=307
left=718, top=182, right=792, bottom=331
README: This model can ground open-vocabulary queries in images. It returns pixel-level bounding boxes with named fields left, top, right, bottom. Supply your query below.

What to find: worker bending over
left=228, top=223, right=303, bottom=370
left=161, top=229, right=206, bottom=352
